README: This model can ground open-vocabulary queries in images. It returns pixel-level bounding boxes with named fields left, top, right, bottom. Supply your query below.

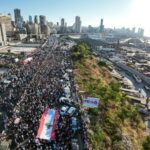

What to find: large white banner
left=83, top=97, right=99, bottom=108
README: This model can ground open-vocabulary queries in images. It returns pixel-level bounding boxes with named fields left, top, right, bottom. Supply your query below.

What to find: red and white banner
left=37, top=108, right=58, bottom=141
left=22, top=57, right=33, bottom=65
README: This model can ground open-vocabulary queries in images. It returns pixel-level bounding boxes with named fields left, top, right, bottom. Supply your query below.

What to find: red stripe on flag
left=50, top=111, right=59, bottom=140
left=36, top=108, right=49, bottom=138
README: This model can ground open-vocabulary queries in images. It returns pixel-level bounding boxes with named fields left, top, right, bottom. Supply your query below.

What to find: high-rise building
left=32, top=23, right=39, bottom=35
left=88, top=25, right=94, bottom=33
left=75, top=16, right=81, bottom=33
left=38, top=24, right=41, bottom=34
left=60, top=18, right=65, bottom=33
left=0, top=23, right=7, bottom=46
left=61, top=18, right=65, bottom=27
left=44, top=25, right=50, bottom=36
left=34, top=15, right=38, bottom=24
left=141, top=29, right=144, bottom=36
left=132, top=27, right=136, bottom=34
left=57, top=22, right=59, bottom=26
left=48, top=22, right=53, bottom=28
left=138, top=28, right=144, bottom=37
left=39, top=15, right=46, bottom=26
left=0, top=14, right=12, bottom=35
left=14, top=9, right=23, bottom=28
left=29, top=16, right=32, bottom=23
left=100, top=19, right=104, bottom=33
left=55, top=22, right=60, bottom=32
left=26, top=23, right=32, bottom=34
left=26, top=23, right=39, bottom=35
left=14, top=9, right=21, bottom=23
left=65, top=22, right=67, bottom=27
left=39, top=15, right=47, bottom=34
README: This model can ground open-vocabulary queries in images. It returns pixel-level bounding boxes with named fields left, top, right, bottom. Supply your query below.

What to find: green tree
left=71, top=42, right=90, bottom=60
left=118, top=107, right=130, bottom=122
left=143, top=136, right=150, bottom=150
left=98, top=60, right=108, bottom=67
left=89, top=108, right=99, bottom=116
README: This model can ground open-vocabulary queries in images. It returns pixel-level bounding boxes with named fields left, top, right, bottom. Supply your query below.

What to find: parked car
left=71, top=117, right=81, bottom=132
left=60, top=105, right=77, bottom=117
left=60, top=106, right=69, bottom=116
left=67, top=107, right=76, bottom=117
left=59, top=97, right=69, bottom=103
left=71, top=138, right=79, bottom=150
left=144, top=85, right=150, bottom=90
left=138, top=108, right=148, bottom=115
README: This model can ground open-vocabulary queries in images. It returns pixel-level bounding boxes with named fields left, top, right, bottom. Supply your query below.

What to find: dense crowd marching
left=0, top=55, right=15, bottom=68
left=0, top=38, right=89, bottom=150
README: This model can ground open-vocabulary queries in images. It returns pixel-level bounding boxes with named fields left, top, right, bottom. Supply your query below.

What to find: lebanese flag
left=37, top=108, right=58, bottom=140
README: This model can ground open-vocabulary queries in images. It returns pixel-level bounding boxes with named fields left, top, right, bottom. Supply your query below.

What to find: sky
left=0, top=0, right=150, bottom=36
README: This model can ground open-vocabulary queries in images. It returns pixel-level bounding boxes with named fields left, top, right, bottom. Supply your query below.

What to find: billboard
left=83, top=97, right=99, bottom=108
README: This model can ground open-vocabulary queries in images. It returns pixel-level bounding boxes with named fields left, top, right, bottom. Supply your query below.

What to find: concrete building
left=33, top=23, right=39, bottom=35
left=138, top=28, right=144, bottom=37
left=61, top=18, right=65, bottom=27
left=38, top=24, right=41, bottom=35
left=29, top=16, right=32, bottom=24
left=57, top=22, right=59, bottom=26
left=25, top=23, right=32, bottom=34
left=0, top=23, right=7, bottom=46
left=40, top=24, right=50, bottom=35
left=0, top=14, right=12, bottom=35
left=39, top=15, right=46, bottom=26
left=100, top=19, right=104, bottom=33
left=34, top=16, right=38, bottom=24
left=60, top=18, right=65, bottom=33
left=75, top=16, right=81, bottom=33
left=65, top=22, right=67, bottom=28
left=54, top=22, right=60, bottom=32
left=44, top=25, right=50, bottom=36
left=14, top=9, right=23, bottom=28
left=26, top=22, right=40, bottom=36
left=48, top=22, right=54, bottom=28
left=132, top=27, right=136, bottom=34
left=39, top=15, right=47, bottom=34
left=14, top=9, right=21, bottom=23
left=88, top=25, right=94, bottom=33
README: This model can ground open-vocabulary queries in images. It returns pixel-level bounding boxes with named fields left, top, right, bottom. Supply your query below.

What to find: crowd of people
left=0, top=55, right=15, bottom=68
left=0, top=38, right=89, bottom=150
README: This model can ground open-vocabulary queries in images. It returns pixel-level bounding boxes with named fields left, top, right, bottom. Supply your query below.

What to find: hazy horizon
left=1, top=0, right=150, bottom=36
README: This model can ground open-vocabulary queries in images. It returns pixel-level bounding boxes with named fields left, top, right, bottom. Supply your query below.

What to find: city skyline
left=0, top=0, right=150, bottom=36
